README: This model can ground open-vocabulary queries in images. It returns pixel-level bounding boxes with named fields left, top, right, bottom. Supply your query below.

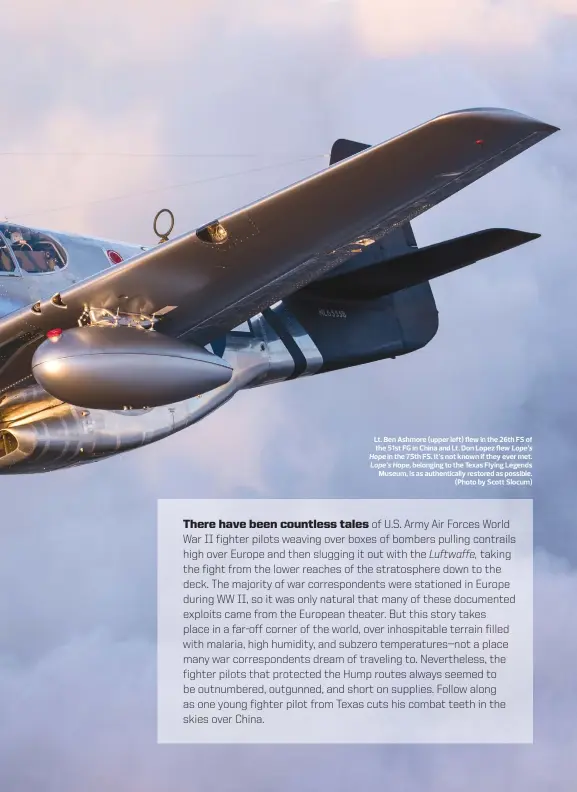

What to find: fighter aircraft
left=0, top=107, right=558, bottom=473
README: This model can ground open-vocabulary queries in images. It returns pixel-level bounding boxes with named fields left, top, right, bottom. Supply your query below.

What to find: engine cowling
left=31, top=325, right=233, bottom=410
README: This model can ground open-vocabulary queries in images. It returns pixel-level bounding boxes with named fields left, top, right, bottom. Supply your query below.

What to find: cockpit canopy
left=0, top=223, right=67, bottom=274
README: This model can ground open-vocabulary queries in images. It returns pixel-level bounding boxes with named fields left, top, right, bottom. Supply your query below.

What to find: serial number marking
left=318, top=309, right=347, bottom=319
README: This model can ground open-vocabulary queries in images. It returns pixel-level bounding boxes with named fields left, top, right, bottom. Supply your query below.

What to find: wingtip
left=536, top=122, right=560, bottom=136
left=441, top=107, right=560, bottom=136
left=519, top=230, right=541, bottom=243
left=497, top=228, right=541, bottom=243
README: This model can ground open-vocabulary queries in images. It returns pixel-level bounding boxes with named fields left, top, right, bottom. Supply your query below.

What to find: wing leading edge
left=0, top=108, right=558, bottom=389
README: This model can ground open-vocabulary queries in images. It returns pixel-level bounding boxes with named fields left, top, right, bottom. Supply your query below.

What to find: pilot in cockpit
left=10, top=230, right=32, bottom=249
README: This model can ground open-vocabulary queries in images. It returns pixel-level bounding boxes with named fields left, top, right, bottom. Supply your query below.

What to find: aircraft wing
left=0, top=107, right=558, bottom=386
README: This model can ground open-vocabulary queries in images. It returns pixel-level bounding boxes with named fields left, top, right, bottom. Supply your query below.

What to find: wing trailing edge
left=299, top=228, right=540, bottom=300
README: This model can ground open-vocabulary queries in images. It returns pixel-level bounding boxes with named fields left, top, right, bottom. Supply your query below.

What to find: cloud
left=1, top=105, right=164, bottom=236
left=3, top=1, right=209, bottom=65
left=0, top=555, right=575, bottom=792
left=351, top=0, right=577, bottom=57
left=135, top=388, right=286, bottom=496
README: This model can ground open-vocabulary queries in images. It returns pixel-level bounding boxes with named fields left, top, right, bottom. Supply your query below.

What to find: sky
left=0, top=0, right=576, bottom=789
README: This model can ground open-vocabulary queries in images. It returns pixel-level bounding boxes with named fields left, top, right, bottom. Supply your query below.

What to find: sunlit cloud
left=1, top=106, right=163, bottom=235
left=350, top=0, right=577, bottom=57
